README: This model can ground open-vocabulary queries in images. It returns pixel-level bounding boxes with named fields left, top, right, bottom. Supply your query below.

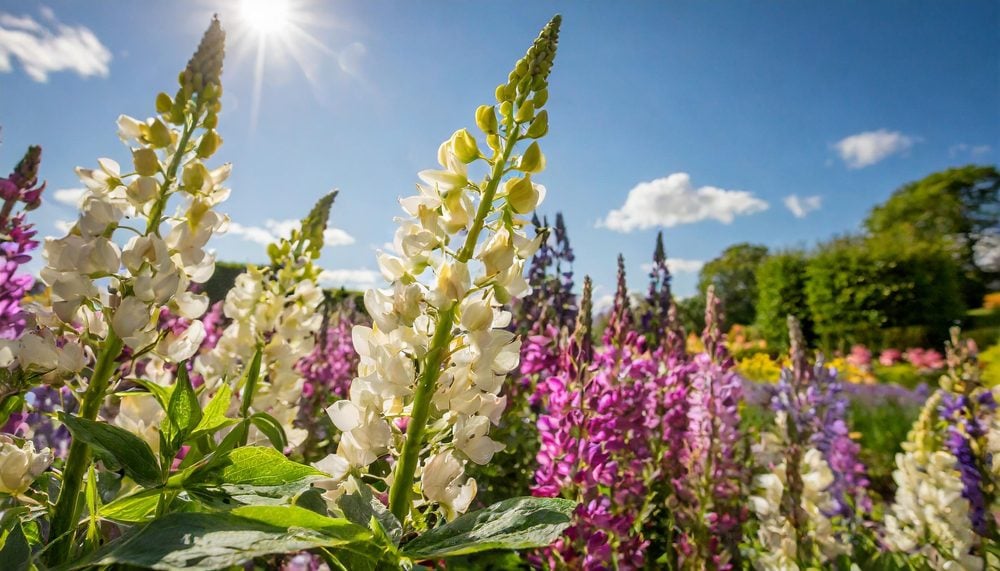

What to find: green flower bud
left=533, top=88, right=548, bottom=108
left=133, top=148, right=160, bottom=176
left=526, top=110, right=548, bottom=138
left=517, top=141, right=545, bottom=173
left=452, top=129, right=479, bottom=163
left=196, top=129, right=221, bottom=158
left=505, top=176, right=538, bottom=214
left=147, top=119, right=172, bottom=148
left=487, top=134, right=501, bottom=152
left=475, top=105, right=498, bottom=135
left=182, top=162, right=209, bottom=191
left=155, top=92, right=173, bottom=114
left=515, top=99, right=535, bottom=123
left=203, top=110, right=218, bottom=129
left=499, top=101, right=513, bottom=119
left=494, top=83, right=508, bottom=103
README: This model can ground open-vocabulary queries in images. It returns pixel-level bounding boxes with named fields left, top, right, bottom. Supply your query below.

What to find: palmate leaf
left=400, top=497, right=575, bottom=560
left=74, top=506, right=374, bottom=571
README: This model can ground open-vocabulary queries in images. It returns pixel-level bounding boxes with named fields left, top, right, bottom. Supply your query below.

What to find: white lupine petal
left=327, top=400, right=363, bottom=432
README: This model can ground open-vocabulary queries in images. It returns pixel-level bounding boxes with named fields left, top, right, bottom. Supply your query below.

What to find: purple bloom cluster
left=0, top=146, right=44, bottom=339
left=935, top=331, right=997, bottom=541
left=674, top=288, right=745, bottom=570
left=770, top=317, right=870, bottom=519
left=296, top=300, right=363, bottom=402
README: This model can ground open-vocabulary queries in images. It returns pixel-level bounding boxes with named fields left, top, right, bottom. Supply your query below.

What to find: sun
left=239, top=0, right=292, bottom=36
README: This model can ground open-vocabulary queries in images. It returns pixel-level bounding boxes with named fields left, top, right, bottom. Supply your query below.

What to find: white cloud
left=599, top=173, right=768, bottom=232
left=592, top=294, right=615, bottom=316
left=318, top=268, right=381, bottom=290
left=783, top=194, right=822, bottom=218
left=52, top=187, right=86, bottom=207
left=323, top=228, right=355, bottom=247
left=0, top=10, right=111, bottom=82
left=225, top=218, right=355, bottom=248
left=949, top=143, right=992, bottom=158
left=641, top=259, right=704, bottom=274
left=833, top=129, right=916, bottom=169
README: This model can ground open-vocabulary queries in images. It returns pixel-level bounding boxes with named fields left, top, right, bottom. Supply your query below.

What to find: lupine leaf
left=189, top=384, right=238, bottom=440
left=249, top=411, right=288, bottom=451
left=0, top=518, right=29, bottom=571
left=163, top=365, right=202, bottom=452
left=76, top=509, right=373, bottom=571
left=182, top=446, right=323, bottom=506
left=99, top=489, right=163, bottom=523
left=400, top=497, right=574, bottom=559
left=338, top=476, right=402, bottom=546
left=60, top=413, right=162, bottom=488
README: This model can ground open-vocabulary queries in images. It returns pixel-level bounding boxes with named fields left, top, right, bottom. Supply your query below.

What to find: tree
left=755, top=250, right=812, bottom=350
left=864, top=165, right=1000, bottom=306
left=697, top=243, right=769, bottom=328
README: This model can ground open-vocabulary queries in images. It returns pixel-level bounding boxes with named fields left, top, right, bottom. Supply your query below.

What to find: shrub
left=804, top=237, right=964, bottom=352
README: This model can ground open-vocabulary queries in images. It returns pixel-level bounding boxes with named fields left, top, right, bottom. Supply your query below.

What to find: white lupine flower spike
left=311, top=15, right=561, bottom=527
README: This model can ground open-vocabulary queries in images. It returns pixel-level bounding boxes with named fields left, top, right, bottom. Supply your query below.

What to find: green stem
left=145, top=108, right=199, bottom=235
left=47, top=330, right=124, bottom=565
left=388, top=117, right=523, bottom=522
left=388, top=307, right=455, bottom=521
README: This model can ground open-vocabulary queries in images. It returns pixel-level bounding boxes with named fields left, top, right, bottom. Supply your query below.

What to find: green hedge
left=804, top=238, right=963, bottom=352
left=755, top=251, right=811, bottom=350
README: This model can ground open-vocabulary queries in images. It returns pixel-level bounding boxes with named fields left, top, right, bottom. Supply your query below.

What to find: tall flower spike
left=702, top=285, right=729, bottom=364
left=787, top=314, right=811, bottom=387
left=319, top=15, right=562, bottom=527
left=42, top=18, right=230, bottom=565
left=604, top=254, right=632, bottom=349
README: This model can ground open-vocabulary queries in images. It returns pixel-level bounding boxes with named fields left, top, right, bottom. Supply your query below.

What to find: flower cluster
left=195, top=194, right=333, bottom=448
left=884, top=328, right=997, bottom=570
left=315, top=16, right=561, bottom=526
left=0, top=145, right=44, bottom=339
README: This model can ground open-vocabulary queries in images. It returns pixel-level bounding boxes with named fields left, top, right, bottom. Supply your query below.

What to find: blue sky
left=1, top=1, right=997, bottom=306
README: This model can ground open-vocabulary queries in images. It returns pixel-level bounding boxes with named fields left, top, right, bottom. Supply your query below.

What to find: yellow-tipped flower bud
left=517, top=141, right=545, bottom=173
left=533, top=88, right=549, bottom=108
left=505, top=176, right=538, bottom=214
left=155, top=93, right=173, bottom=114
left=182, top=16, right=225, bottom=102
left=147, top=119, right=172, bottom=148
left=526, top=110, right=548, bottom=138
left=499, top=101, right=513, bottom=119
left=451, top=129, right=479, bottom=163
left=196, top=130, right=221, bottom=158
left=475, top=105, right=498, bottom=135
left=133, top=148, right=160, bottom=176
left=514, top=100, right=535, bottom=123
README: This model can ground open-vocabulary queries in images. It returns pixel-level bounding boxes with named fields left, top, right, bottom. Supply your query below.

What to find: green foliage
left=848, top=396, right=921, bottom=502
left=981, top=340, right=1000, bottom=387
left=181, top=446, right=324, bottom=507
left=677, top=293, right=706, bottom=335
left=864, top=165, right=1000, bottom=306
left=59, top=414, right=162, bottom=488
left=872, top=364, right=939, bottom=391
left=755, top=250, right=811, bottom=350
left=697, top=243, right=769, bottom=328
left=80, top=507, right=373, bottom=571
left=399, top=497, right=575, bottom=560
left=0, top=518, right=29, bottom=571
left=804, top=237, right=963, bottom=352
